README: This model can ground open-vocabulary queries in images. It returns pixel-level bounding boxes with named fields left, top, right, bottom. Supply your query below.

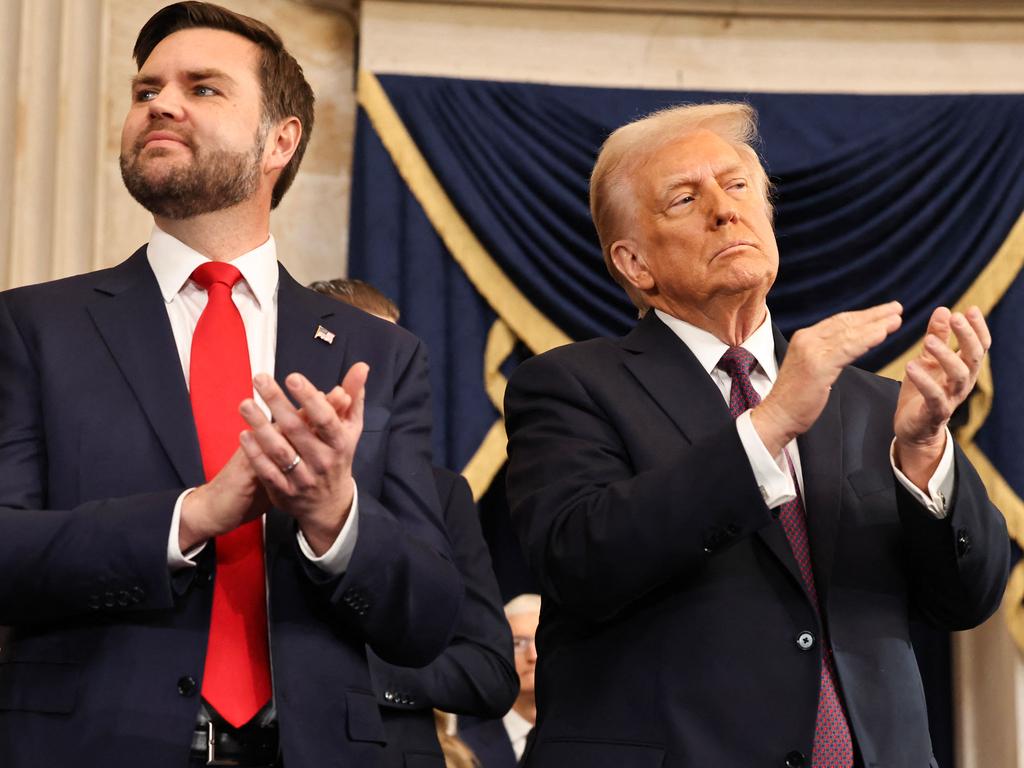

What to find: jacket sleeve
left=297, top=337, right=464, bottom=668
left=368, top=469, right=518, bottom=716
left=0, top=292, right=181, bottom=625
left=897, top=440, right=1010, bottom=630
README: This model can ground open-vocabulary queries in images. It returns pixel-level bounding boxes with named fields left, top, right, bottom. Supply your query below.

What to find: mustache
left=132, top=124, right=194, bottom=153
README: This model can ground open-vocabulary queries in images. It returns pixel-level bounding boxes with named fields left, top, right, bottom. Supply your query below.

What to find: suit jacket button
left=796, top=631, right=815, bottom=651
left=384, top=691, right=394, bottom=702
left=103, top=591, right=116, bottom=609
left=177, top=676, right=197, bottom=697
left=131, top=586, right=146, bottom=601
left=956, top=528, right=972, bottom=557
left=785, top=750, right=806, bottom=767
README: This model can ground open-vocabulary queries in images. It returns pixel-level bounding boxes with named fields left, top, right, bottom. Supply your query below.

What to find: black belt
left=189, top=719, right=280, bottom=767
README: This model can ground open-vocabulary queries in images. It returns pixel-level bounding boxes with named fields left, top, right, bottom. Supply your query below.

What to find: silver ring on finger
left=281, top=454, right=302, bottom=475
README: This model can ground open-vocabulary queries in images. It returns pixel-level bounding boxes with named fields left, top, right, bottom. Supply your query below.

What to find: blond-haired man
left=504, top=103, right=1008, bottom=768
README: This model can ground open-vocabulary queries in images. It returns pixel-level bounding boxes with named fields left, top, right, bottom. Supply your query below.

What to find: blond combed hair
left=589, top=103, right=772, bottom=312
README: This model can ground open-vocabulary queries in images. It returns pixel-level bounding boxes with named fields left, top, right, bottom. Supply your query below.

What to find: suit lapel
left=273, top=265, right=343, bottom=396
left=86, top=247, right=204, bottom=487
left=266, top=266, right=344, bottom=563
left=621, top=312, right=732, bottom=446
left=777, top=328, right=844, bottom=609
left=622, top=314, right=809, bottom=593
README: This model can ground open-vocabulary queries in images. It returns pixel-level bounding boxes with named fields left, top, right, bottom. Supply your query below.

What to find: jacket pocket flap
left=346, top=690, right=386, bottom=744
left=0, top=660, right=80, bottom=714
left=533, top=738, right=665, bottom=768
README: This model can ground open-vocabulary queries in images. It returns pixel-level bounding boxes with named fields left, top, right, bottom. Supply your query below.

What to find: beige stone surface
left=361, top=1, right=1024, bottom=92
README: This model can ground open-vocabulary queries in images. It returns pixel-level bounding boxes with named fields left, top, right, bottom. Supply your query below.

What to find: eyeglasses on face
left=512, top=636, right=536, bottom=653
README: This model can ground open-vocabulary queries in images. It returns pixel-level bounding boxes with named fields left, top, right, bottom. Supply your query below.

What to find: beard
left=119, top=124, right=266, bottom=220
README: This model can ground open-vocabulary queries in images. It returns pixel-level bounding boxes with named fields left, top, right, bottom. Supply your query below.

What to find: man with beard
left=0, top=4, right=462, bottom=768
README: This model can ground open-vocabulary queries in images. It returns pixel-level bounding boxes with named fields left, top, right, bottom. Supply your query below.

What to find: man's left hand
left=894, top=306, right=990, bottom=489
left=238, top=365, right=369, bottom=556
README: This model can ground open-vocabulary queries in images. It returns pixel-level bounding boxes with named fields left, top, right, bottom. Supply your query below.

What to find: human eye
left=194, top=85, right=219, bottom=97
left=670, top=193, right=695, bottom=208
left=133, top=88, right=158, bottom=102
left=726, top=178, right=748, bottom=193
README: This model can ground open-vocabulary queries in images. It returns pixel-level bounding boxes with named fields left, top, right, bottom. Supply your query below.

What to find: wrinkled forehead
left=633, top=129, right=749, bottom=191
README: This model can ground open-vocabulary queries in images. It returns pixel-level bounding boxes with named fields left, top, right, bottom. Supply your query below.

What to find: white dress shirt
left=147, top=225, right=359, bottom=574
left=653, top=308, right=953, bottom=518
left=502, top=707, right=534, bottom=761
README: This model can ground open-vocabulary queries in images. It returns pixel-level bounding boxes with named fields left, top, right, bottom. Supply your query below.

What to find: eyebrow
left=661, top=163, right=748, bottom=198
left=131, top=68, right=237, bottom=90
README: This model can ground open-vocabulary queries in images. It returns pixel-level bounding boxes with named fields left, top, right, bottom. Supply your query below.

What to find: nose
left=708, top=185, right=738, bottom=228
left=526, top=640, right=538, bottom=662
left=147, top=85, right=185, bottom=121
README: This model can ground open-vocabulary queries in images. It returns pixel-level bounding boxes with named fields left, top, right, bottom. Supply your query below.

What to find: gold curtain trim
left=357, top=70, right=571, bottom=356
left=877, top=210, right=1024, bottom=381
left=461, top=319, right=518, bottom=499
left=484, top=319, right=516, bottom=416
left=462, top=419, right=508, bottom=502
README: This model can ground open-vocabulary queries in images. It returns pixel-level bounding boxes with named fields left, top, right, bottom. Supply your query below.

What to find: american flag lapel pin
left=314, top=324, right=336, bottom=345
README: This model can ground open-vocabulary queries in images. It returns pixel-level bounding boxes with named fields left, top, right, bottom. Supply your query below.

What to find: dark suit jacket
left=0, top=248, right=463, bottom=768
left=504, top=312, right=1009, bottom=768
left=459, top=715, right=518, bottom=768
left=368, top=467, right=518, bottom=767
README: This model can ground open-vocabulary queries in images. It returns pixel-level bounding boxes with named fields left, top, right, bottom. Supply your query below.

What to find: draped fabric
left=349, top=73, right=1024, bottom=768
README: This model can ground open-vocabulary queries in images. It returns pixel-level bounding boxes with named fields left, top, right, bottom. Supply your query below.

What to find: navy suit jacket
left=459, top=715, right=518, bottom=768
left=0, top=248, right=463, bottom=768
left=368, top=467, right=517, bottom=767
left=504, top=312, right=1009, bottom=768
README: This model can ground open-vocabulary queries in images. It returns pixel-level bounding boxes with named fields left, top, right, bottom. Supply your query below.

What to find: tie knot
left=718, top=346, right=758, bottom=379
left=191, top=261, right=243, bottom=292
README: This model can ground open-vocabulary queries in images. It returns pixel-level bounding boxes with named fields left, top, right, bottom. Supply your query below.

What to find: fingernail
left=253, top=373, right=270, bottom=389
left=286, top=373, right=303, bottom=389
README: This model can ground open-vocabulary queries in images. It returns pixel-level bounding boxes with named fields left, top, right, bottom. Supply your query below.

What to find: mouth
left=714, top=241, right=758, bottom=259
left=140, top=131, right=189, bottom=150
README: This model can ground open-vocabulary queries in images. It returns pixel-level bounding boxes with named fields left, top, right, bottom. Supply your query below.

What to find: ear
left=610, top=240, right=655, bottom=292
left=264, top=116, right=302, bottom=174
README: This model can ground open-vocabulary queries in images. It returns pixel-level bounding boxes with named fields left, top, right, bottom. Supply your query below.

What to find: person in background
left=0, top=4, right=463, bottom=766
left=460, top=593, right=541, bottom=768
left=503, top=102, right=1009, bottom=767
left=310, top=277, right=517, bottom=768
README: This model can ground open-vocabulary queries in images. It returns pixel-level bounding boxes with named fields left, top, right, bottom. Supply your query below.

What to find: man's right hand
left=751, top=301, right=904, bottom=456
left=179, top=446, right=268, bottom=552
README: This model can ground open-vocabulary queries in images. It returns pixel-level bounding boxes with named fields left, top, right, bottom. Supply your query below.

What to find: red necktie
left=719, top=346, right=854, bottom=768
left=190, top=261, right=271, bottom=727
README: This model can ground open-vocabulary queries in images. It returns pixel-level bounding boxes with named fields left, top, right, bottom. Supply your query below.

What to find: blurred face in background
left=509, top=609, right=540, bottom=696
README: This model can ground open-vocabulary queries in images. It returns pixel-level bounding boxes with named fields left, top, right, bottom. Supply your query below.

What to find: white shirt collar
left=653, top=307, right=779, bottom=381
left=502, top=706, right=533, bottom=744
left=146, top=224, right=279, bottom=308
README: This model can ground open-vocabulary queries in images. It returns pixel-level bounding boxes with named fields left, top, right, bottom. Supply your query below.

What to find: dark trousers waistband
left=189, top=719, right=280, bottom=767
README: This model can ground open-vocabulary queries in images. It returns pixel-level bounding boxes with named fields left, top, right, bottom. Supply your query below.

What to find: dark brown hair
left=309, top=278, right=401, bottom=322
left=133, top=1, right=315, bottom=208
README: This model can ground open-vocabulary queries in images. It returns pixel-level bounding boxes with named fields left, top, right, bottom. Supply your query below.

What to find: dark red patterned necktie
left=719, top=346, right=854, bottom=768
left=190, top=262, right=271, bottom=727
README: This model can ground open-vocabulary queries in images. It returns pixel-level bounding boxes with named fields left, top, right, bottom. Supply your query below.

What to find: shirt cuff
left=167, top=488, right=207, bottom=571
left=736, top=410, right=797, bottom=509
left=890, top=428, right=955, bottom=519
left=297, top=483, right=360, bottom=575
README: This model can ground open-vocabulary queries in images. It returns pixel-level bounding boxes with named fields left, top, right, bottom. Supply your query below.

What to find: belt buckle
left=206, top=721, right=241, bottom=767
